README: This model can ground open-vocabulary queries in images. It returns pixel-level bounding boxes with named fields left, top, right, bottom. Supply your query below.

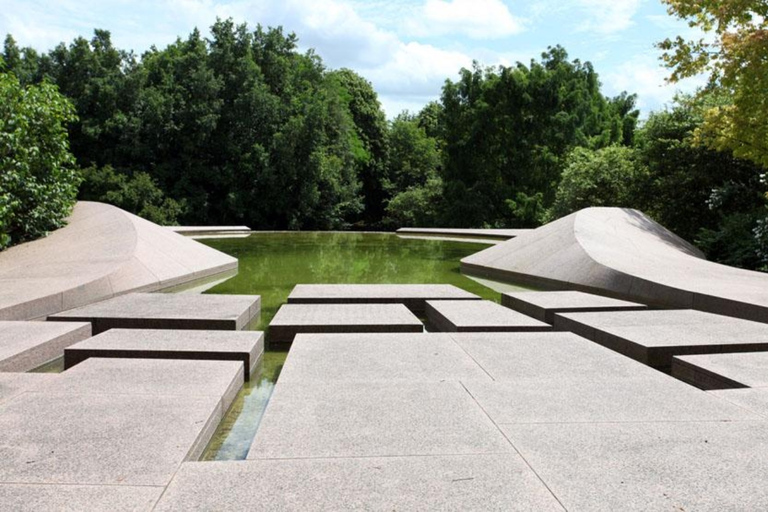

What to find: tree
left=658, top=0, right=768, bottom=167
left=0, top=70, right=79, bottom=249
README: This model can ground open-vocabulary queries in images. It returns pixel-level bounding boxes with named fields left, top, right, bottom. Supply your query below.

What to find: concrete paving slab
left=449, top=332, right=663, bottom=381
left=278, top=333, right=491, bottom=383
left=0, top=373, right=58, bottom=404
left=287, top=284, right=480, bottom=313
left=425, top=300, right=551, bottom=332
left=553, top=309, right=768, bottom=369
left=268, top=304, right=423, bottom=345
left=63, top=328, right=263, bottom=380
left=49, top=292, right=260, bottom=334
left=502, top=290, right=646, bottom=323
left=0, top=483, right=162, bottom=511
left=43, top=358, right=244, bottom=413
left=463, top=376, right=757, bottom=424
left=156, top=455, right=564, bottom=511
left=0, top=391, right=224, bottom=486
left=0, top=321, right=91, bottom=371
left=709, top=388, right=768, bottom=417
left=673, top=352, right=768, bottom=389
left=502, top=421, right=768, bottom=511
left=247, top=380, right=511, bottom=459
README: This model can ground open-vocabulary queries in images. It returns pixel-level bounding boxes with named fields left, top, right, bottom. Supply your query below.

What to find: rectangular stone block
left=247, top=380, right=511, bottom=459
left=672, top=352, right=768, bottom=390
left=287, top=284, right=480, bottom=313
left=0, top=321, right=91, bottom=371
left=502, top=290, right=646, bottom=324
left=0, top=483, right=162, bottom=512
left=155, top=455, right=564, bottom=511
left=48, top=292, right=260, bottom=334
left=502, top=421, right=768, bottom=510
left=279, top=333, right=492, bottom=383
left=0, top=373, right=58, bottom=405
left=64, top=328, right=263, bottom=380
left=425, top=300, right=551, bottom=332
left=709, top=388, right=768, bottom=417
left=268, top=304, right=423, bottom=345
left=553, top=309, right=768, bottom=370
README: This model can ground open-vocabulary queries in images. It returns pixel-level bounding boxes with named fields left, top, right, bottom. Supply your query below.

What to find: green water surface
left=199, top=232, right=501, bottom=460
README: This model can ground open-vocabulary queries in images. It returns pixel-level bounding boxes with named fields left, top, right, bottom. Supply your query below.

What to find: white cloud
left=577, top=0, right=643, bottom=34
left=408, top=0, right=525, bottom=39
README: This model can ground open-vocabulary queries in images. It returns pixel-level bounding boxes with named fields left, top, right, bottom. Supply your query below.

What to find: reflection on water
left=198, top=232, right=500, bottom=460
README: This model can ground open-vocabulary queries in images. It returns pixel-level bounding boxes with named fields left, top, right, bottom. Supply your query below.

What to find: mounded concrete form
left=425, top=299, right=552, bottom=332
left=554, top=309, right=768, bottom=370
left=502, top=290, right=647, bottom=324
left=268, top=303, right=423, bottom=345
left=49, top=292, right=260, bottom=334
left=0, top=202, right=238, bottom=321
left=673, top=352, right=768, bottom=390
left=286, top=283, right=480, bottom=313
left=0, top=321, right=91, bottom=372
left=461, top=207, right=768, bottom=323
left=63, top=328, right=264, bottom=380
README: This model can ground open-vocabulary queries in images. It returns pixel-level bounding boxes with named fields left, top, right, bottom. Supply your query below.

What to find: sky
left=0, top=0, right=706, bottom=118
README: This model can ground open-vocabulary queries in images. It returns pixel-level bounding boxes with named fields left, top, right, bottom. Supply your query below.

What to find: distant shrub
left=0, top=71, right=79, bottom=250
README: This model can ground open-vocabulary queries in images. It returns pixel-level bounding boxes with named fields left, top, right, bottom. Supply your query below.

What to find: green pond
left=198, top=231, right=513, bottom=460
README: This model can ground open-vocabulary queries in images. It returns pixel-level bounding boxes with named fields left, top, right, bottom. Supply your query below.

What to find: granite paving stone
left=48, top=292, right=260, bottom=334
left=708, top=388, right=768, bottom=417
left=0, top=373, right=58, bottom=404
left=425, top=300, right=552, bottom=332
left=41, top=357, right=244, bottom=413
left=287, top=284, right=480, bottom=313
left=268, top=303, right=423, bottom=345
left=672, top=352, right=768, bottom=389
left=278, top=333, right=491, bottom=383
left=0, top=391, right=225, bottom=485
left=502, top=290, right=646, bottom=323
left=553, top=309, right=768, bottom=369
left=0, top=321, right=91, bottom=371
left=502, top=421, right=768, bottom=511
left=155, top=455, right=564, bottom=511
left=63, top=328, right=263, bottom=380
left=0, top=483, right=162, bottom=511
left=247, top=380, right=512, bottom=459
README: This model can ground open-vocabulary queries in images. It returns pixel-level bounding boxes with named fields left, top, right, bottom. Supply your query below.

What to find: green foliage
left=548, top=145, right=649, bottom=220
left=384, top=178, right=444, bottom=228
left=0, top=71, right=79, bottom=250
left=78, top=165, right=185, bottom=225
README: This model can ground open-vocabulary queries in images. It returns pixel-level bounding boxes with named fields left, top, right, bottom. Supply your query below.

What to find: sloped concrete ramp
left=461, top=207, right=768, bottom=322
left=0, top=202, right=237, bottom=320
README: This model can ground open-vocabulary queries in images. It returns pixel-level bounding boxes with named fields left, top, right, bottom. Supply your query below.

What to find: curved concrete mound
left=461, top=207, right=768, bottom=322
left=0, top=202, right=237, bottom=320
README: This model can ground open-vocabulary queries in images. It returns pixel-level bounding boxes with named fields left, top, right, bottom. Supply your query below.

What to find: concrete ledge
left=64, top=328, right=264, bottom=380
left=502, top=291, right=647, bottom=324
left=49, top=293, right=260, bottom=334
left=461, top=207, right=768, bottom=323
left=0, top=321, right=91, bottom=371
left=425, top=300, right=551, bottom=332
left=168, top=226, right=251, bottom=237
left=673, top=352, right=768, bottom=390
left=0, top=202, right=238, bottom=321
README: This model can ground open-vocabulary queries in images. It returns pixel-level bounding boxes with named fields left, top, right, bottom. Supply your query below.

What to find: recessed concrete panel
left=502, top=290, right=646, bottom=323
left=673, top=352, right=768, bottom=390
left=63, top=328, right=263, bottom=380
left=449, top=332, right=662, bottom=381
left=49, top=293, right=260, bottom=334
left=0, top=483, right=162, bottom=511
left=44, top=358, right=244, bottom=414
left=287, top=284, right=480, bottom=313
left=268, top=304, right=423, bottom=345
left=156, top=455, right=564, bottom=511
left=247, top=380, right=511, bottom=459
left=0, top=391, right=224, bottom=485
left=0, top=373, right=58, bottom=404
left=502, top=421, right=768, bottom=510
left=554, top=309, right=768, bottom=369
left=425, top=300, right=551, bottom=332
left=278, top=333, right=491, bottom=383
left=0, top=321, right=91, bottom=372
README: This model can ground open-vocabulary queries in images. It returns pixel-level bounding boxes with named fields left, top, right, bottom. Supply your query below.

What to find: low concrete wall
left=461, top=207, right=768, bottom=323
left=0, top=202, right=237, bottom=320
